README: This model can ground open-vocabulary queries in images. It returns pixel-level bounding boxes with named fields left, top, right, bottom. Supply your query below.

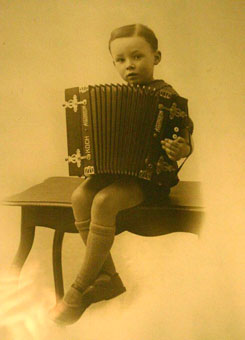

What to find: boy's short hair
left=109, top=24, right=158, bottom=52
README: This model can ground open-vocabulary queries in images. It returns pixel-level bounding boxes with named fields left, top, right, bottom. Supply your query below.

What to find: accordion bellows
left=64, top=84, right=189, bottom=185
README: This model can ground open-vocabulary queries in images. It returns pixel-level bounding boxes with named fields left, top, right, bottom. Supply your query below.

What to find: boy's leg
left=72, top=176, right=145, bottom=291
left=75, top=220, right=116, bottom=278
left=71, top=176, right=117, bottom=278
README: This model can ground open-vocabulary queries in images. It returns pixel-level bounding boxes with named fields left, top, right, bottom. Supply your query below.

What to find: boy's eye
left=134, top=55, right=142, bottom=60
left=115, top=58, right=124, bottom=63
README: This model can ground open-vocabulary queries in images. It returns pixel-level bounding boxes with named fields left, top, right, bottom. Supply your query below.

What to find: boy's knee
left=71, top=179, right=95, bottom=205
left=71, top=184, right=94, bottom=221
left=71, top=186, right=85, bottom=206
left=92, top=192, right=119, bottom=217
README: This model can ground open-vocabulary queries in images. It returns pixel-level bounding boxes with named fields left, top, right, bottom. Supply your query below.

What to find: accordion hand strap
left=177, top=157, right=188, bottom=173
left=176, top=133, right=193, bottom=173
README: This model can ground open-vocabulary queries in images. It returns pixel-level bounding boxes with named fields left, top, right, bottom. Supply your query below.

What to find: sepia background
left=0, top=0, right=244, bottom=339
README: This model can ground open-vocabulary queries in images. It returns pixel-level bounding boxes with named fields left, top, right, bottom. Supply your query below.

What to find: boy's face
left=110, top=36, right=161, bottom=85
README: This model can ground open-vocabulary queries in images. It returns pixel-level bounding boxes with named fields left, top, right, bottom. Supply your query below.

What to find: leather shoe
left=48, top=285, right=94, bottom=325
left=82, top=272, right=126, bottom=303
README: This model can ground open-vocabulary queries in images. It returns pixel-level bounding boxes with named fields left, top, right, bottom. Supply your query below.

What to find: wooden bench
left=3, top=176, right=204, bottom=302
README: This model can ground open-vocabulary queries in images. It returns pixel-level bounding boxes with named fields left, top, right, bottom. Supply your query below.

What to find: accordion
left=63, top=84, right=189, bottom=185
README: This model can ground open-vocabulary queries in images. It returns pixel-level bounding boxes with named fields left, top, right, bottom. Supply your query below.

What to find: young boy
left=49, top=24, right=193, bottom=325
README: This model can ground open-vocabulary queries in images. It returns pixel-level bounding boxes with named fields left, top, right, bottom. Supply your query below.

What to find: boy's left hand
left=161, top=137, right=190, bottom=161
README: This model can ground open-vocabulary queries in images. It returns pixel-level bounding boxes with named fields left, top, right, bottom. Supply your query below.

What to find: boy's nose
left=126, top=61, right=135, bottom=70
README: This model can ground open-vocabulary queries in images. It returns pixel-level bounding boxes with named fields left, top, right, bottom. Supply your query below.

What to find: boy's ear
left=154, top=50, right=161, bottom=65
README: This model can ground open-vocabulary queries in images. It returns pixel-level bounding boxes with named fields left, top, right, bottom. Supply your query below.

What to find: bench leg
left=52, top=230, right=65, bottom=303
left=11, top=208, right=36, bottom=276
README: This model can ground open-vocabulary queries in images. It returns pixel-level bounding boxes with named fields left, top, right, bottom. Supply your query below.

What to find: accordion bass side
left=63, top=84, right=189, bottom=184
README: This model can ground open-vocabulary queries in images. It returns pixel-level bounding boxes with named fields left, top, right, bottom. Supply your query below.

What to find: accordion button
left=148, top=163, right=153, bottom=169
left=172, top=134, right=178, bottom=139
left=153, top=133, right=157, bottom=138
left=174, top=127, right=179, bottom=132
left=158, top=104, right=164, bottom=109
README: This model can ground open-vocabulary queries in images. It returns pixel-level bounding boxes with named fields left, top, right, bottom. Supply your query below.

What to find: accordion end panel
left=64, top=86, right=96, bottom=177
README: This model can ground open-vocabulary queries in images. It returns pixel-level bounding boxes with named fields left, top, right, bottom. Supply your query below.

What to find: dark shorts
left=89, top=173, right=178, bottom=205
left=137, top=177, right=174, bottom=204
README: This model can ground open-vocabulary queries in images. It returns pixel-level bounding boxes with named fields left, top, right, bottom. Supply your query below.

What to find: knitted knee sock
left=72, top=222, right=116, bottom=292
left=75, top=220, right=116, bottom=278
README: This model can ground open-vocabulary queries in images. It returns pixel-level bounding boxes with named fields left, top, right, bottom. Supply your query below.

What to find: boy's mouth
left=127, top=73, right=138, bottom=78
